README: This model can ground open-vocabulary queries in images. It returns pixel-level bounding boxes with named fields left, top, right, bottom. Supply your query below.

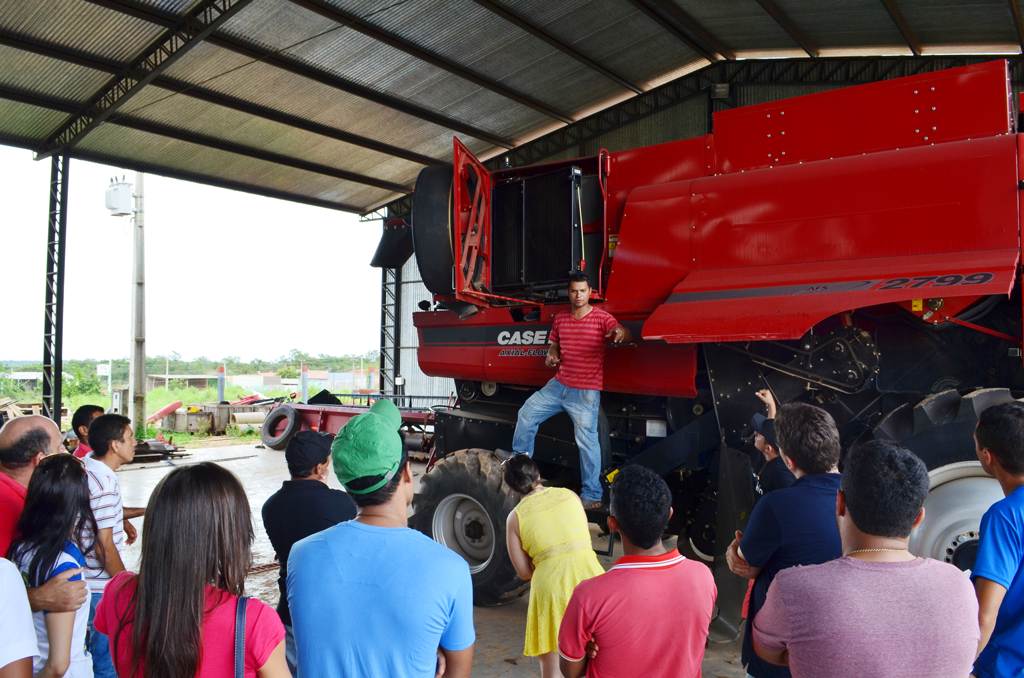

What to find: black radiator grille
left=524, top=170, right=574, bottom=285
left=491, top=181, right=523, bottom=288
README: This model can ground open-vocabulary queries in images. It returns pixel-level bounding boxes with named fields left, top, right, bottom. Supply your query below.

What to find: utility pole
left=128, top=173, right=146, bottom=434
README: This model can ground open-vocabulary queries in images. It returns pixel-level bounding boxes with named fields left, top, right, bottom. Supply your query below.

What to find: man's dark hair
left=975, top=402, right=1024, bottom=476
left=346, top=448, right=409, bottom=507
left=89, top=414, right=132, bottom=458
left=775, top=403, right=841, bottom=475
left=0, top=428, right=51, bottom=470
left=72, top=405, right=105, bottom=437
left=609, top=465, right=672, bottom=549
left=503, top=454, right=540, bottom=495
left=568, top=272, right=591, bottom=289
left=842, top=440, right=928, bottom=538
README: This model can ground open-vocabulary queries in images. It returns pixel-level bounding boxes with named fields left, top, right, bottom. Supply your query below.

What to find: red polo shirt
left=0, top=470, right=28, bottom=555
left=558, top=549, right=717, bottom=678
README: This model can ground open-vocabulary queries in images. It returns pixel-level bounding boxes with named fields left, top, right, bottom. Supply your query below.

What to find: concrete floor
left=116, top=445, right=745, bottom=677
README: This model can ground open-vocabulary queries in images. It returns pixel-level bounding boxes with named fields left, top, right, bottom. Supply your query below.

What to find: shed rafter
left=752, top=0, right=818, bottom=58
left=0, top=83, right=411, bottom=193
left=880, top=0, right=922, bottom=56
left=469, top=0, right=644, bottom=94
left=85, top=0, right=516, bottom=148
left=0, top=29, right=445, bottom=167
left=38, top=0, right=258, bottom=159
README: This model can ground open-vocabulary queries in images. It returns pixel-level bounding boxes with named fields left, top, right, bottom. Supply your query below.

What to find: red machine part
left=419, top=60, right=1023, bottom=392
left=713, top=60, right=1013, bottom=174
left=262, top=403, right=433, bottom=439
left=453, top=138, right=493, bottom=306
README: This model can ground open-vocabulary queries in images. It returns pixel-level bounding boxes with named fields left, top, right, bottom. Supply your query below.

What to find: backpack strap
left=235, top=595, right=249, bottom=678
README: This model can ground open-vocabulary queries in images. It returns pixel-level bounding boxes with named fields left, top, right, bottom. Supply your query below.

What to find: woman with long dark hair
left=7, top=453, right=99, bottom=678
left=503, top=454, right=604, bottom=678
left=94, top=462, right=288, bottom=678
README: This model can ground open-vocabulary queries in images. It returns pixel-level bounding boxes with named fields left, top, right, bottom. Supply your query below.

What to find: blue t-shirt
left=739, top=472, right=843, bottom=678
left=973, top=484, right=1024, bottom=678
left=287, top=521, right=475, bottom=678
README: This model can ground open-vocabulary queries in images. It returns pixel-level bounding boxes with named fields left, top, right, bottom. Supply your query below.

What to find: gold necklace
left=844, top=548, right=909, bottom=556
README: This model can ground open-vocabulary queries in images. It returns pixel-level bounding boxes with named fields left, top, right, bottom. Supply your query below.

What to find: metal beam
left=85, top=0, right=516, bottom=149
left=1009, top=0, right=1024, bottom=55
left=752, top=0, right=818, bottom=58
left=38, top=0, right=257, bottom=159
left=288, top=0, right=573, bottom=124
left=880, top=0, right=921, bottom=56
left=0, top=84, right=410, bottom=194
left=469, top=0, right=644, bottom=94
left=624, top=0, right=717, bottom=62
left=642, top=0, right=735, bottom=61
left=63, top=148, right=366, bottom=212
left=41, top=155, right=69, bottom=424
left=0, top=29, right=445, bottom=167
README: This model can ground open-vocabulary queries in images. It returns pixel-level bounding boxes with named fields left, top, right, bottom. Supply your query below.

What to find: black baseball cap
left=751, top=413, right=778, bottom=450
left=285, top=430, right=333, bottom=472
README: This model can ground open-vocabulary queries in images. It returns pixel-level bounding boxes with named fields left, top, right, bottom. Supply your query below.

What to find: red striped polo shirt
left=549, top=307, right=619, bottom=391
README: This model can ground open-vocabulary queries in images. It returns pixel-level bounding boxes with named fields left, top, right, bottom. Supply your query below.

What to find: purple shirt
left=753, top=556, right=979, bottom=678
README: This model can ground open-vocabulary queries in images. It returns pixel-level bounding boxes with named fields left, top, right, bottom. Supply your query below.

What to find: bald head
left=0, top=415, right=63, bottom=471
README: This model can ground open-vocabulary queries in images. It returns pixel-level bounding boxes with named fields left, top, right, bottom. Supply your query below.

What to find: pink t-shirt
left=95, top=571, right=284, bottom=678
left=558, top=549, right=716, bottom=678
left=753, top=556, right=979, bottom=678
left=549, top=307, right=619, bottom=391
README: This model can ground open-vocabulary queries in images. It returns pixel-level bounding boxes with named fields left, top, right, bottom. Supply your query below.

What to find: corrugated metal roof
left=0, top=0, right=1022, bottom=213
left=0, top=43, right=112, bottom=103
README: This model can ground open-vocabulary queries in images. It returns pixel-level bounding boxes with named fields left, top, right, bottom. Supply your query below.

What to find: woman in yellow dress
left=504, top=454, right=605, bottom=678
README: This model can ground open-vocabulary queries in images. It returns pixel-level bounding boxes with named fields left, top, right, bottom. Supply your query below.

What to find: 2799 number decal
left=875, top=273, right=994, bottom=291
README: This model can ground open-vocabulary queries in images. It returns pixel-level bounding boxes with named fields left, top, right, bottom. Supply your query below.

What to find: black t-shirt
left=755, top=456, right=796, bottom=498
left=261, top=480, right=357, bottom=625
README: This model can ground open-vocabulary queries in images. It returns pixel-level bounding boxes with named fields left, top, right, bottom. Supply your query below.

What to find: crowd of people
left=0, top=293, right=1022, bottom=677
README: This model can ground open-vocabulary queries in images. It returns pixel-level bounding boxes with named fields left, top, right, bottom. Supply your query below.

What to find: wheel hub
left=908, top=462, right=1001, bottom=572
left=431, top=494, right=495, bottom=574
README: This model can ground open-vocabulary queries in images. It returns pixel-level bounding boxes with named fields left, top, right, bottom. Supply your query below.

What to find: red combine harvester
left=268, top=60, right=1024, bottom=639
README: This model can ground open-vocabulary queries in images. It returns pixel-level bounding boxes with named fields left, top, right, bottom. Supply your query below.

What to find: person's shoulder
left=0, top=557, right=21, bottom=586
left=591, top=306, right=615, bottom=320
left=677, top=556, right=716, bottom=583
left=988, top=488, right=1024, bottom=518
left=83, top=456, right=115, bottom=482
left=919, top=558, right=978, bottom=591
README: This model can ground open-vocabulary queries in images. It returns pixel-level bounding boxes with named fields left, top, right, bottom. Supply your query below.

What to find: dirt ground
left=117, top=445, right=745, bottom=677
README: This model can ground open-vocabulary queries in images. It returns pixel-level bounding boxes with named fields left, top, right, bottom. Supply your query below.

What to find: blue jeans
left=512, top=378, right=603, bottom=503
left=88, top=591, right=117, bottom=678
left=284, top=623, right=298, bottom=677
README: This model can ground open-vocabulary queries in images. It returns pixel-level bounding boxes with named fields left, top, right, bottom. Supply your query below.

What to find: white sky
left=0, top=145, right=383, bottom=362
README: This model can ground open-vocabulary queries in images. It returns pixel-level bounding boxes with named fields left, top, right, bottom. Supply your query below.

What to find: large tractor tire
left=411, top=448, right=528, bottom=606
left=872, top=388, right=1014, bottom=571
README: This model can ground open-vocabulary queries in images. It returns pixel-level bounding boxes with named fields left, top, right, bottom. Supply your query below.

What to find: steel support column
left=42, top=155, right=69, bottom=424
left=379, top=266, right=401, bottom=395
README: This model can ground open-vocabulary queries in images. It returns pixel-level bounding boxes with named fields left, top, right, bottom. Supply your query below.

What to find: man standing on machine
left=509, top=272, right=630, bottom=509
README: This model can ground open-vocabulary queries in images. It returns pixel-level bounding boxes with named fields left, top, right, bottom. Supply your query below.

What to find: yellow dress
left=515, top=487, right=605, bottom=656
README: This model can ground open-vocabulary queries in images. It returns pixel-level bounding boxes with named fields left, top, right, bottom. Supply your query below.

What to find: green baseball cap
left=332, top=399, right=403, bottom=494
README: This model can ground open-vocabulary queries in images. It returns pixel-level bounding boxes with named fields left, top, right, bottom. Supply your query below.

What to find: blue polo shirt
left=740, top=472, right=842, bottom=678
left=973, top=484, right=1024, bottom=678
left=287, top=521, right=475, bottom=678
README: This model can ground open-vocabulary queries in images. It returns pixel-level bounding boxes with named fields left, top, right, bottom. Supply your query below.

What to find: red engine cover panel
left=644, top=135, right=1020, bottom=342
left=713, top=60, right=1013, bottom=175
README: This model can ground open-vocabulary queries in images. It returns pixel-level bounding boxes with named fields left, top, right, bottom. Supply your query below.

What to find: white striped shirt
left=83, top=454, right=124, bottom=592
